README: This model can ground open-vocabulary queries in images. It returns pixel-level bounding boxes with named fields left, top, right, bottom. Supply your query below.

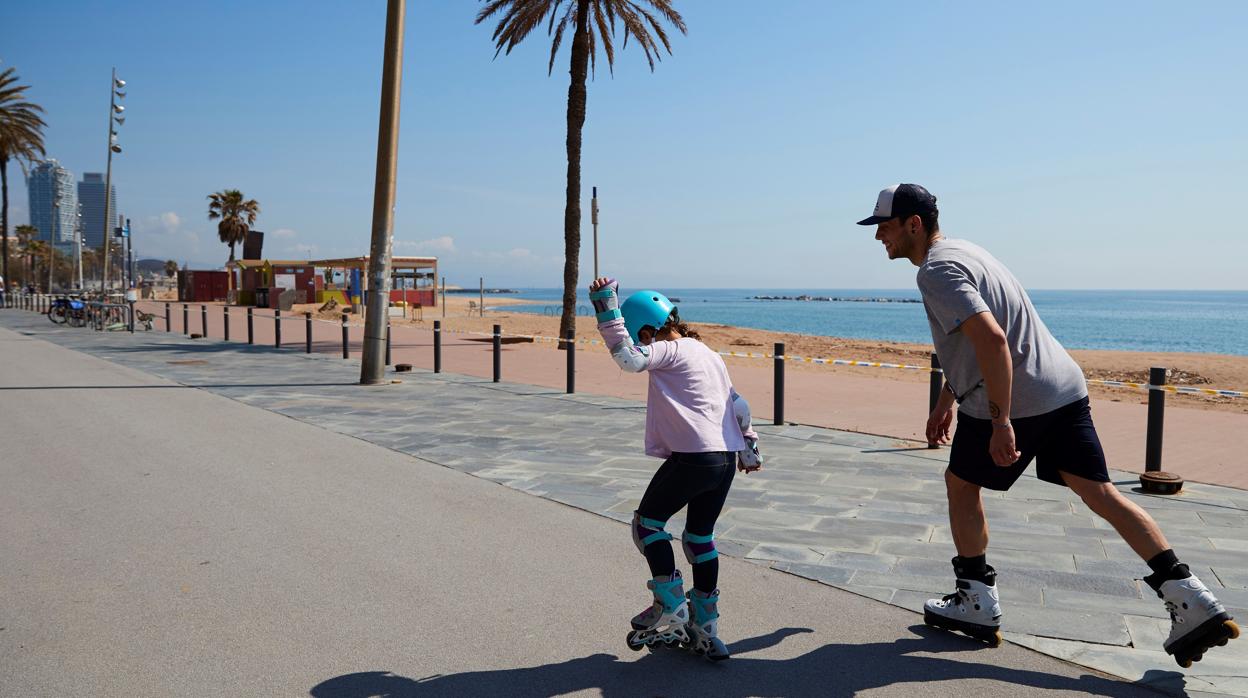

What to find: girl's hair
left=662, top=315, right=701, bottom=341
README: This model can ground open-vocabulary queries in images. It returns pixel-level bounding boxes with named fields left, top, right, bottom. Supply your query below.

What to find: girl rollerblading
left=590, top=278, right=761, bottom=662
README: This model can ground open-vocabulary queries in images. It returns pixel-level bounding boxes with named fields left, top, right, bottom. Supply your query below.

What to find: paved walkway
left=3, top=308, right=1246, bottom=695
left=133, top=299, right=1248, bottom=490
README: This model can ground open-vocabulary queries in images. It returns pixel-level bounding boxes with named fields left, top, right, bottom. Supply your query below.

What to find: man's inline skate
left=626, top=571, right=691, bottom=651
left=923, top=565, right=1003, bottom=647
left=1152, top=567, right=1239, bottom=667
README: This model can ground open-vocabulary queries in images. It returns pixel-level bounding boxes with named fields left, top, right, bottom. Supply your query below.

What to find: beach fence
left=17, top=297, right=1247, bottom=493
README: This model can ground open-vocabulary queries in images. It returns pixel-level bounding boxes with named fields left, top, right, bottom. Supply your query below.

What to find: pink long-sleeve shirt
left=598, top=318, right=752, bottom=459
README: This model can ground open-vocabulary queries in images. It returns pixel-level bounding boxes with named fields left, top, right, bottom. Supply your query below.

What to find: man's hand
left=989, top=423, right=1021, bottom=466
left=737, top=437, right=762, bottom=474
left=926, top=404, right=954, bottom=446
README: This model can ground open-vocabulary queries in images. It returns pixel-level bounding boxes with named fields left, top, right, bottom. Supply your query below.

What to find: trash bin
left=255, top=287, right=270, bottom=308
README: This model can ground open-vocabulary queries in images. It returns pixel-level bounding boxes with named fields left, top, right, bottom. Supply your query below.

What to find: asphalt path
left=0, top=326, right=1154, bottom=697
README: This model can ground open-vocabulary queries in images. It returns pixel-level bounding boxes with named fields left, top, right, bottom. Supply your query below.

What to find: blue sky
left=2, top=1, right=1245, bottom=289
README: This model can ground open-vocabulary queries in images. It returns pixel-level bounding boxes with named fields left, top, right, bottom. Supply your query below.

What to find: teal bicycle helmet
left=620, top=290, right=677, bottom=344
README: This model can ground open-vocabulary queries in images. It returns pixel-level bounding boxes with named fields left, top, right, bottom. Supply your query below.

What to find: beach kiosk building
left=308, top=256, right=438, bottom=310
left=227, top=259, right=318, bottom=308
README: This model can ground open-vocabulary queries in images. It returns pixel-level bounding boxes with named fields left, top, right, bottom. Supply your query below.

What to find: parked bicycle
left=47, top=296, right=88, bottom=327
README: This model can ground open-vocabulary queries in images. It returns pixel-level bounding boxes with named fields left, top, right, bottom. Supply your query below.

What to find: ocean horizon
left=487, top=288, right=1248, bottom=357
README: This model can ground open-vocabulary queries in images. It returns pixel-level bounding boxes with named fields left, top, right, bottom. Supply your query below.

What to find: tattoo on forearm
left=989, top=401, right=1001, bottom=420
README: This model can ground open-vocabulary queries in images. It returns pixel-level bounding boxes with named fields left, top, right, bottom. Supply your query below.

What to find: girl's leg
left=634, top=457, right=694, bottom=577
left=682, top=456, right=736, bottom=593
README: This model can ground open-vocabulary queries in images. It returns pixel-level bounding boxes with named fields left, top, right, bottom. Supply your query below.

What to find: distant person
left=857, top=183, right=1238, bottom=667
left=589, top=276, right=762, bottom=661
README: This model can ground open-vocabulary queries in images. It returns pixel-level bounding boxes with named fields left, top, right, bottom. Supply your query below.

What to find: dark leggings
left=636, top=451, right=736, bottom=593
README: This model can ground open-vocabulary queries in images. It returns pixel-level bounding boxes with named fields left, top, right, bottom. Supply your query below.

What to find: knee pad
left=682, top=530, right=718, bottom=564
left=632, top=511, right=673, bottom=554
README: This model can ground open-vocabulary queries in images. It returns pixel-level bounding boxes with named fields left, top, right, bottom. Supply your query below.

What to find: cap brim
left=856, top=216, right=889, bottom=226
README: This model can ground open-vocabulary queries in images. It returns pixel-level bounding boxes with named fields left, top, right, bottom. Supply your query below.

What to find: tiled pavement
left=4, top=310, right=1246, bottom=696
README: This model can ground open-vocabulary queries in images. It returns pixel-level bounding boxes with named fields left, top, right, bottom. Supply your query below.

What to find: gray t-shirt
left=916, top=238, right=1086, bottom=420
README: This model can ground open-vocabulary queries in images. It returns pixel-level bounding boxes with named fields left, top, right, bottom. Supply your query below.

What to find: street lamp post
left=49, top=200, right=58, bottom=293
left=101, top=68, right=125, bottom=293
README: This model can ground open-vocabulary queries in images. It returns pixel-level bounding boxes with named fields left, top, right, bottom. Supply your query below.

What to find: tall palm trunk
left=559, top=0, right=591, bottom=346
left=1, top=156, right=9, bottom=286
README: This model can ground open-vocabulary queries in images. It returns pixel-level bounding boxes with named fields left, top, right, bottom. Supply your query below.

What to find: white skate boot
left=626, top=570, right=691, bottom=651
left=685, top=588, right=730, bottom=661
left=1155, top=571, right=1240, bottom=667
left=923, top=566, right=1003, bottom=647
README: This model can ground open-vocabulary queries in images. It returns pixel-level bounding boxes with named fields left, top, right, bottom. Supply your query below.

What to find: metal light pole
left=49, top=200, right=58, bottom=293
left=101, top=68, right=125, bottom=293
left=592, top=186, right=599, bottom=278
left=359, top=0, right=406, bottom=385
left=74, top=203, right=84, bottom=290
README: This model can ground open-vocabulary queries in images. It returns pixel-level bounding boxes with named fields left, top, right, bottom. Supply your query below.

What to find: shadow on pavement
left=309, top=626, right=1172, bottom=698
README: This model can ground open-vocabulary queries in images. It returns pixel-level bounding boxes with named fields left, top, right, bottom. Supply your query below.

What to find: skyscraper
left=27, top=160, right=79, bottom=250
left=78, top=172, right=117, bottom=248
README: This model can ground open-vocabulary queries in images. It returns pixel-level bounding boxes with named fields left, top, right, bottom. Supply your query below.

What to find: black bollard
left=385, top=320, right=392, bottom=366
left=247, top=307, right=254, bottom=344
left=128, top=301, right=135, bottom=333
left=224, top=306, right=230, bottom=341
left=928, top=353, right=943, bottom=449
left=165, top=303, right=171, bottom=332
left=1145, top=366, right=1167, bottom=472
left=275, top=309, right=282, bottom=348
left=433, top=320, right=442, bottom=373
left=774, top=342, right=785, bottom=425
left=201, top=305, right=208, bottom=338
left=183, top=304, right=189, bottom=335
left=1140, top=367, right=1183, bottom=494
left=305, top=312, right=312, bottom=354
left=493, top=324, right=501, bottom=383
left=341, top=314, right=349, bottom=359
left=566, top=330, right=575, bottom=394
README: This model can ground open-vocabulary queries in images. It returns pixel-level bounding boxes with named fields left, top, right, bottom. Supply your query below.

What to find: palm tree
left=24, top=239, right=46, bottom=290
left=476, top=0, right=686, bottom=343
left=14, top=224, right=36, bottom=285
left=164, top=260, right=179, bottom=278
left=0, top=67, right=47, bottom=288
left=207, top=189, right=260, bottom=264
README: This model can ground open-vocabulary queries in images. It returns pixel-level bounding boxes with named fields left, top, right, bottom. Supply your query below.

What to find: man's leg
left=1059, top=470, right=1167, bottom=559
left=945, top=468, right=988, bottom=557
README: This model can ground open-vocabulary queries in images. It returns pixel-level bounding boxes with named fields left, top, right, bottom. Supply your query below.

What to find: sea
left=483, top=289, right=1248, bottom=356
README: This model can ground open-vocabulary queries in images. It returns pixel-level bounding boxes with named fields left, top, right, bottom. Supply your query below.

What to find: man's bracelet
left=992, top=421, right=1012, bottom=430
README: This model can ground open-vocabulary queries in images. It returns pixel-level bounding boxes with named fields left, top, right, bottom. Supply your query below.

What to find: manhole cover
left=167, top=360, right=209, bottom=365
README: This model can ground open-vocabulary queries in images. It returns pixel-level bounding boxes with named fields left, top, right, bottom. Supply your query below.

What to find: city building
left=27, top=160, right=79, bottom=252
left=78, top=172, right=117, bottom=248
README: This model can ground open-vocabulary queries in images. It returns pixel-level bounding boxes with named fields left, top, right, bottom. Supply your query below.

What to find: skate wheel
left=1226, top=620, right=1241, bottom=640
left=1217, top=638, right=1228, bottom=647
left=1179, top=658, right=1193, bottom=669
left=626, top=631, right=645, bottom=652
left=987, top=630, right=1003, bottom=648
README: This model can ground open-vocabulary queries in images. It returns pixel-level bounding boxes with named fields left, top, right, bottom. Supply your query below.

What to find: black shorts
left=948, top=396, right=1110, bottom=491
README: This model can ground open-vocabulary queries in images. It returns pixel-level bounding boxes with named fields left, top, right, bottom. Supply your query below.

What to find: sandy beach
left=360, top=293, right=1248, bottom=415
